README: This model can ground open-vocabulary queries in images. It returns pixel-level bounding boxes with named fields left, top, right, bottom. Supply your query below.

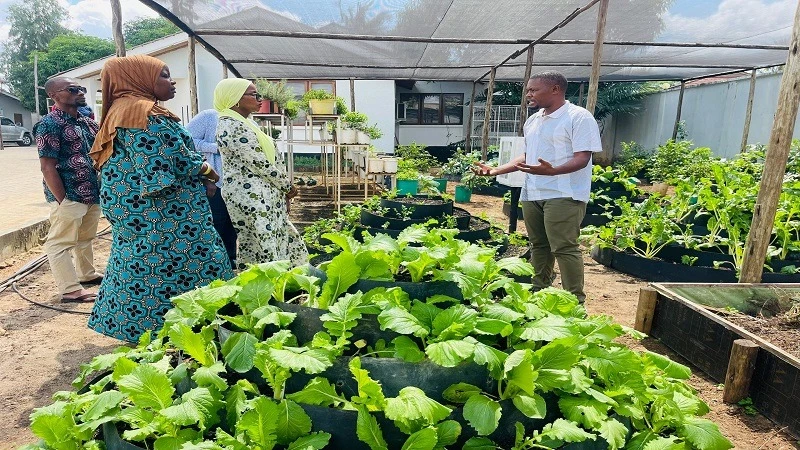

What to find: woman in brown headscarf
left=87, top=55, right=233, bottom=343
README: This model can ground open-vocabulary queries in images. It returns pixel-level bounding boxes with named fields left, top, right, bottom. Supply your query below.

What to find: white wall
left=610, top=72, right=800, bottom=159
left=397, top=81, right=480, bottom=147
left=335, top=79, right=395, bottom=152
left=72, top=42, right=225, bottom=125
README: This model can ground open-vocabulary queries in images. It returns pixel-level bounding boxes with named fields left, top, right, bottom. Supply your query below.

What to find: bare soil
left=0, top=190, right=798, bottom=449
left=719, top=313, right=800, bottom=359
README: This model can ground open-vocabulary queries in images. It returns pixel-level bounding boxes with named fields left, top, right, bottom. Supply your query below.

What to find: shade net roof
left=140, top=0, right=793, bottom=82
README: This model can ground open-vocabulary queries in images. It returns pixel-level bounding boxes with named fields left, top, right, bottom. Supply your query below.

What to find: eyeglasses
left=55, top=86, right=87, bottom=94
left=244, top=92, right=264, bottom=101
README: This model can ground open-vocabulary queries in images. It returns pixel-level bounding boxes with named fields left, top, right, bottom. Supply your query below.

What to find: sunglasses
left=244, top=92, right=264, bottom=101
left=55, top=86, right=88, bottom=94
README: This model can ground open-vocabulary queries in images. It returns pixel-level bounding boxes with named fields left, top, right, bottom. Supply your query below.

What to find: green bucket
left=454, top=185, right=472, bottom=203
left=432, top=178, right=447, bottom=193
left=396, top=179, right=419, bottom=195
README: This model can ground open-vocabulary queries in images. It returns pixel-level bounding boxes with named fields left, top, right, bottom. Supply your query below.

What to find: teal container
left=454, top=185, right=472, bottom=203
left=396, top=179, right=419, bottom=195
left=433, top=178, right=447, bottom=193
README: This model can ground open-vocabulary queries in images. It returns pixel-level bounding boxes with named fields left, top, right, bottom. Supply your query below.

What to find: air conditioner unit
left=496, top=137, right=526, bottom=188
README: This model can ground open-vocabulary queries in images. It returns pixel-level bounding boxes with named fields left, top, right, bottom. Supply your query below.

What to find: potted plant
left=382, top=156, right=399, bottom=173
left=396, top=159, right=420, bottom=195
left=366, top=146, right=384, bottom=173
left=455, top=171, right=492, bottom=203
left=340, top=111, right=368, bottom=144
left=364, top=123, right=383, bottom=144
left=301, top=89, right=337, bottom=115
left=255, top=78, right=295, bottom=114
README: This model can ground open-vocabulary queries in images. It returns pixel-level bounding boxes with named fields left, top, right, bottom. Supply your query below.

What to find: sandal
left=61, top=293, right=96, bottom=303
left=81, top=275, right=104, bottom=286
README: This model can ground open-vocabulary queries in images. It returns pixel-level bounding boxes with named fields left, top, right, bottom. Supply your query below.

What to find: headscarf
left=214, top=78, right=276, bottom=164
left=89, top=55, right=181, bottom=169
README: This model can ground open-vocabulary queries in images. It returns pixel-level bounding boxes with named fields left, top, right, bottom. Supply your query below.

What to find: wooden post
left=722, top=339, right=760, bottom=404
left=33, top=53, right=40, bottom=118
left=578, top=82, right=585, bottom=107
left=349, top=78, right=356, bottom=112
left=188, top=36, right=198, bottom=117
left=671, top=81, right=686, bottom=140
left=481, top=67, right=496, bottom=161
left=518, top=45, right=534, bottom=136
left=740, top=0, right=800, bottom=283
left=634, top=287, right=658, bottom=334
left=585, top=0, right=608, bottom=115
left=110, top=0, right=126, bottom=57
left=740, top=70, right=757, bottom=153
left=465, top=82, right=477, bottom=151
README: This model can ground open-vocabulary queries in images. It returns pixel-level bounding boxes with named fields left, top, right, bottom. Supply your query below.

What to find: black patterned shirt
left=34, top=108, right=100, bottom=204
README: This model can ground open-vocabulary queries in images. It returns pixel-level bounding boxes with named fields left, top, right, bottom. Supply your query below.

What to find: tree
left=2, top=0, right=68, bottom=64
left=8, top=34, right=115, bottom=112
left=123, top=17, right=180, bottom=48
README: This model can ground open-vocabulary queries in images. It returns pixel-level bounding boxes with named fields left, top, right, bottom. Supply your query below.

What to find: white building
left=58, top=33, right=478, bottom=154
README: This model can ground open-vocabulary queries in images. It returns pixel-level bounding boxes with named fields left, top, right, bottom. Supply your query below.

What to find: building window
left=397, top=93, right=464, bottom=125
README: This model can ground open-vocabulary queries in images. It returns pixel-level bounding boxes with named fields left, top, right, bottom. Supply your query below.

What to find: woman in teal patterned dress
left=87, top=55, right=233, bottom=342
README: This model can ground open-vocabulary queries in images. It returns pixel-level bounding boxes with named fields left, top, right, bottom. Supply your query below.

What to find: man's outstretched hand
left=472, top=162, right=495, bottom=176
left=515, top=158, right=555, bottom=175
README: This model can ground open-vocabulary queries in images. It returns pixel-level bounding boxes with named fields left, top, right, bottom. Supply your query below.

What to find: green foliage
left=26, top=228, right=732, bottom=450
left=255, top=79, right=296, bottom=110
left=342, top=111, right=369, bottom=128
left=2, top=0, right=68, bottom=65
left=460, top=171, right=493, bottom=190
left=442, top=147, right=483, bottom=177
left=123, top=17, right=180, bottom=47
left=9, top=33, right=114, bottom=113
left=396, top=143, right=437, bottom=172
left=618, top=141, right=652, bottom=177
left=647, top=140, right=715, bottom=184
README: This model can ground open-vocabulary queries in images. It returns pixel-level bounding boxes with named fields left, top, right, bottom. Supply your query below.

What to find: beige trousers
left=45, top=200, right=101, bottom=294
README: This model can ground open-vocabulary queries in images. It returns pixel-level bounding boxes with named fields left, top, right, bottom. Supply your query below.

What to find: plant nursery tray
left=649, top=283, right=800, bottom=438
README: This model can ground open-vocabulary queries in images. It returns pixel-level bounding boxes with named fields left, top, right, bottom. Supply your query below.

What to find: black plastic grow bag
left=380, top=195, right=454, bottom=219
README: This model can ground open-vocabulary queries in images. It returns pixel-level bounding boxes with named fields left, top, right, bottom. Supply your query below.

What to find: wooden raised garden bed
left=644, top=283, right=800, bottom=439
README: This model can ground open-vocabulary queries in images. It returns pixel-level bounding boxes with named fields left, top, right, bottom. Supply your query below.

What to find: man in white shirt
left=475, top=71, right=602, bottom=302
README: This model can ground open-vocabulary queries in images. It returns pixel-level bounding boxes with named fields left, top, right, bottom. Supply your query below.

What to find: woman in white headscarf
left=214, top=78, right=307, bottom=269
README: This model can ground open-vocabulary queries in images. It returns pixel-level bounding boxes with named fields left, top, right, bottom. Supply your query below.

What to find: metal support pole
left=349, top=78, right=356, bottom=111
left=188, top=36, right=198, bottom=117
left=110, top=0, right=126, bottom=57
left=578, top=82, right=585, bottom=107
left=222, top=65, right=228, bottom=78
left=517, top=45, right=534, bottom=136
left=672, top=81, right=686, bottom=140
left=585, top=0, right=609, bottom=115
left=740, top=69, right=757, bottom=152
left=465, top=82, right=477, bottom=151
left=481, top=67, right=496, bottom=161
left=740, top=0, right=800, bottom=283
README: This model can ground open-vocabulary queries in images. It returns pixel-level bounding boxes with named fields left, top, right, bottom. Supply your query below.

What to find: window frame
left=396, top=93, right=464, bottom=125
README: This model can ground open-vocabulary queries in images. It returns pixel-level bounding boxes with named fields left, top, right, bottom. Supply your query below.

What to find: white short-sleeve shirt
left=521, top=101, right=602, bottom=203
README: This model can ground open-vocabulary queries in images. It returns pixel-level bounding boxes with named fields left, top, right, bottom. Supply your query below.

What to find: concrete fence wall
left=606, top=72, right=800, bottom=160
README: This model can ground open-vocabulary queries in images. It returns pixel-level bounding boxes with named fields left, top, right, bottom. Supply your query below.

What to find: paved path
left=1, top=144, right=50, bottom=236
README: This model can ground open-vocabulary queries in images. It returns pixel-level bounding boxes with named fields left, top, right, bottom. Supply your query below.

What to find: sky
left=0, top=0, right=794, bottom=50
left=0, top=0, right=158, bottom=45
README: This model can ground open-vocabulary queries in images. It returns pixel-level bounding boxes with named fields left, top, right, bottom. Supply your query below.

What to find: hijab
left=89, top=55, right=180, bottom=169
left=213, top=78, right=275, bottom=164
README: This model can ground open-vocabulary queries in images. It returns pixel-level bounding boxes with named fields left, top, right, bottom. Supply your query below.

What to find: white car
left=1, top=117, right=33, bottom=146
